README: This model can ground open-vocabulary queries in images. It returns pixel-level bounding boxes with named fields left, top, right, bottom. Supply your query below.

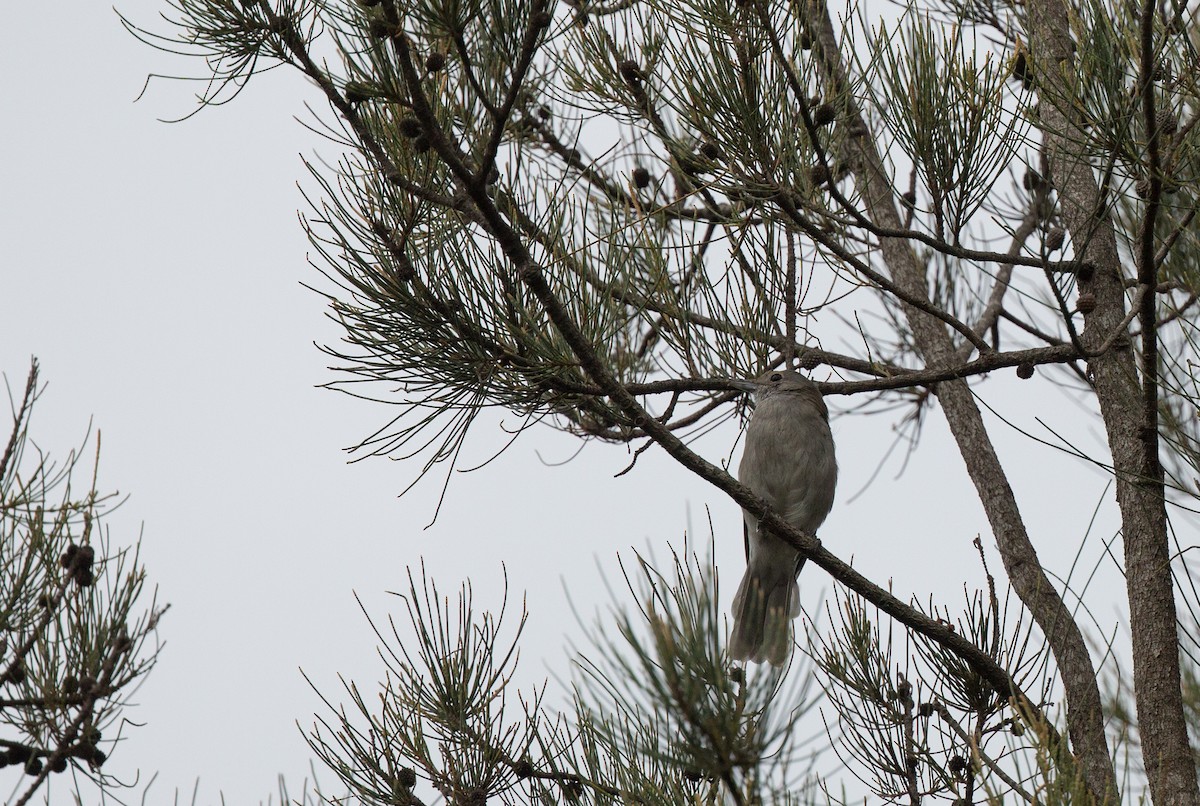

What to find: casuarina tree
left=126, top=0, right=1200, bottom=801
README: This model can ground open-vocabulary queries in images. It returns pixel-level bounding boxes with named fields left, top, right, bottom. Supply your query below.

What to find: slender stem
left=785, top=229, right=797, bottom=367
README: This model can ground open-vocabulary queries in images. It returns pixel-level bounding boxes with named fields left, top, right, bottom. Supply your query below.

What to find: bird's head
left=732, top=370, right=827, bottom=415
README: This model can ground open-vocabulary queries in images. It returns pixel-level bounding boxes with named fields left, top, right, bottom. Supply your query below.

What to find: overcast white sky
left=0, top=1, right=1144, bottom=803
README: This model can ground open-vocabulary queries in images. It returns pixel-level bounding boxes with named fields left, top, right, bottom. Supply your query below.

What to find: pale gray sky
left=0, top=1, right=1134, bottom=802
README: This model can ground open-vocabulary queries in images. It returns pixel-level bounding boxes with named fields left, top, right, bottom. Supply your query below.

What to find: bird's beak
left=729, top=379, right=759, bottom=393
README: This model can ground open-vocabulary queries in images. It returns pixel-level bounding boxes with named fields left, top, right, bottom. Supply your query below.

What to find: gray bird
left=729, top=370, right=837, bottom=666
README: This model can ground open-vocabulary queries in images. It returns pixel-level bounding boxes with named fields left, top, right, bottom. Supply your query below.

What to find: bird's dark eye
left=770, top=372, right=782, bottom=382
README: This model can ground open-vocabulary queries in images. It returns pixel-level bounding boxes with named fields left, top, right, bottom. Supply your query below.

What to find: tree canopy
left=118, top=0, right=1200, bottom=800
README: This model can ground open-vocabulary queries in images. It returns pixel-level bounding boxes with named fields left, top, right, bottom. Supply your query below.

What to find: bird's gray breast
left=738, top=397, right=837, bottom=533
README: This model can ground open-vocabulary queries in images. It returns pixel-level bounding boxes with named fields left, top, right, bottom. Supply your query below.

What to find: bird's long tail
left=729, top=559, right=800, bottom=666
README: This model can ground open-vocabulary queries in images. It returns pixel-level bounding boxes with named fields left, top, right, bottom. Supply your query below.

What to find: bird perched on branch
left=729, top=370, right=837, bottom=666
